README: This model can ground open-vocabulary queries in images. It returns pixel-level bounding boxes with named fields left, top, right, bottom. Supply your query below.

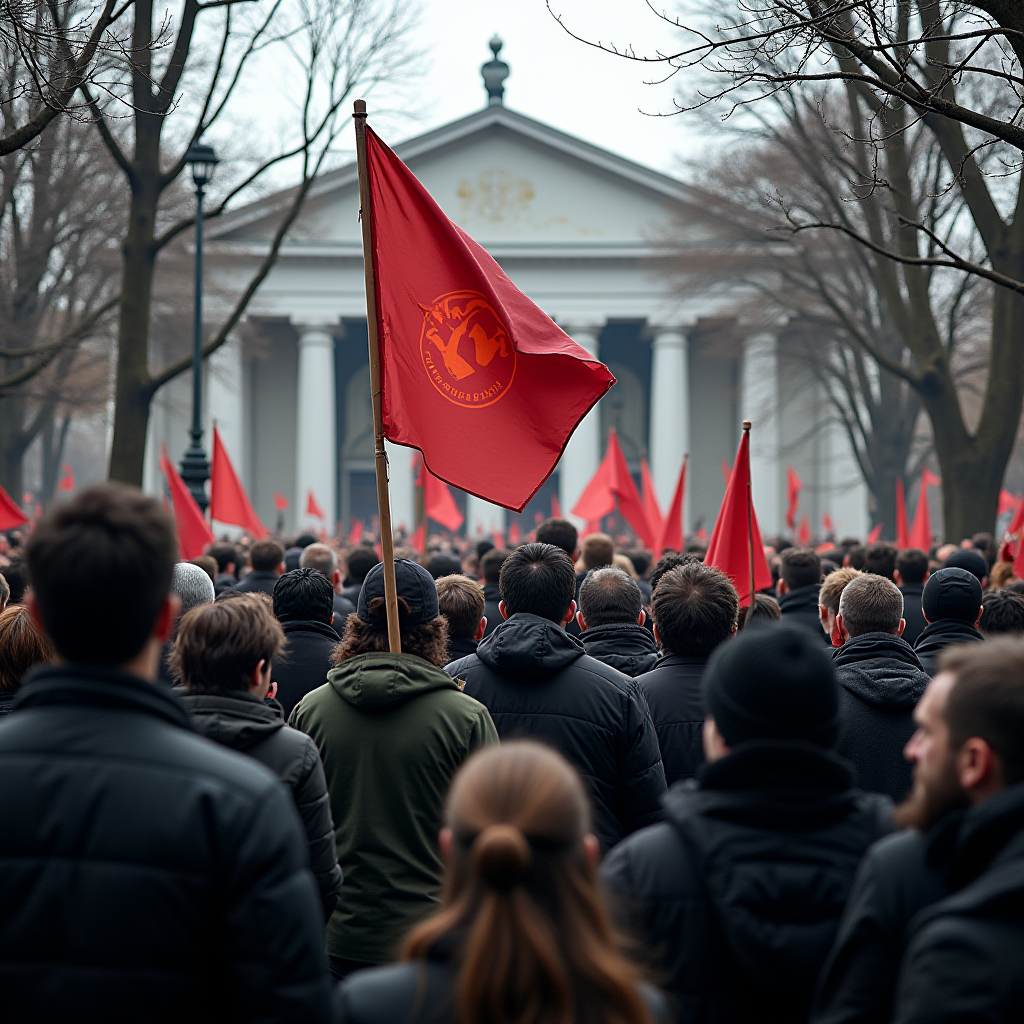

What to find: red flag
left=786, top=466, right=802, bottom=530
left=363, top=126, right=615, bottom=512
left=721, top=460, right=732, bottom=486
left=22, top=492, right=33, bottom=505
left=492, top=530, right=505, bottom=549
left=160, top=444, right=214, bottom=559
left=822, top=511, right=833, bottom=536
left=210, top=427, right=268, bottom=538
left=572, top=431, right=654, bottom=547
left=867, top=523, right=883, bottom=544
left=0, top=484, right=28, bottom=530
left=798, top=514, right=811, bottom=546
left=411, top=523, right=425, bottom=554
left=306, top=491, right=325, bottom=519
left=1005, top=497, right=1024, bottom=576
left=551, top=493, right=562, bottom=519
left=909, top=469, right=939, bottom=551
left=696, top=526, right=707, bottom=543
left=57, top=464, right=75, bottom=492
left=896, top=478, right=910, bottom=549
left=414, top=453, right=464, bottom=532
left=571, top=455, right=614, bottom=524
left=657, top=456, right=687, bottom=554
left=274, top=491, right=289, bottom=511
left=508, top=521, right=521, bottom=546
left=349, top=519, right=364, bottom=546
left=704, top=429, right=773, bottom=607
left=998, top=490, right=1020, bottom=517
left=640, top=459, right=664, bottom=545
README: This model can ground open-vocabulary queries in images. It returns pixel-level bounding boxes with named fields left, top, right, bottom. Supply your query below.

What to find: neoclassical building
left=144, top=44, right=868, bottom=541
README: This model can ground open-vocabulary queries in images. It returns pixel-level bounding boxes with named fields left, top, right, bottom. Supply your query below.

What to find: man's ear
left=831, top=614, right=845, bottom=647
left=275, top=561, right=285, bottom=575
left=27, top=594, right=45, bottom=632
left=777, top=578, right=789, bottom=596
left=329, top=612, right=335, bottom=627
left=637, top=608, right=646, bottom=627
left=562, top=600, right=577, bottom=626
left=576, top=610, right=587, bottom=632
left=975, top=604, right=984, bottom=628
left=153, top=595, right=180, bottom=646
left=250, top=658, right=267, bottom=691
left=893, top=570, right=904, bottom=586
left=332, top=569, right=342, bottom=588
left=498, top=600, right=509, bottom=620
left=474, top=617, right=486, bottom=641
left=958, top=737, right=1000, bottom=794
left=897, top=618, right=906, bottom=637
left=653, top=622, right=661, bottom=647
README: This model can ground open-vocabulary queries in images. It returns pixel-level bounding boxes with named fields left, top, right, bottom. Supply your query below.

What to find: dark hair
left=779, top=547, right=821, bottom=590
left=940, top=638, right=1024, bottom=785
left=427, top=551, right=463, bottom=580
left=736, top=593, right=781, bottom=629
left=653, top=562, right=739, bottom=657
left=0, top=571, right=8, bottom=608
left=480, top=547, right=511, bottom=584
left=1, top=560, right=27, bottom=603
left=580, top=534, right=615, bottom=571
left=436, top=574, right=486, bottom=638
left=294, top=532, right=318, bottom=549
left=1007, top=579, right=1024, bottom=597
left=845, top=545, right=867, bottom=570
left=649, top=552, right=697, bottom=593
left=499, top=543, right=576, bottom=623
left=346, top=546, right=381, bottom=583
left=864, top=543, right=897, bottom=580
left=0, top=604, right=54, bottom=694
left=980, top=590, right=1024, bottom=636
left=273, top=567, right=334, bottom=624
left=476, top=539, right=495, bottom=560
left=403, top=742, right=653, bottom=1024
left=332, top=596, right=449, bottom=667
left=627, top=550, right=652, bottom=577
left=535, top=518, right=578, bottom=558
left=171, top=595, right=284, bottom=694
left=896, top=548, right=929, bottom=584
left=25, top=484, right=176, bottom=664
left=250, top=539, right=284, bottom=572
left=207, top=542, right=239, bottom=574
left=578, top=567, right=642, bottom=628
left=838, top=574, right=904, bottom=636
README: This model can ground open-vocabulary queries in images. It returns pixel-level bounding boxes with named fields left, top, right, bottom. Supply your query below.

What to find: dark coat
left=601, top=741, right=894, bottom=1024
left=779, top=583, right=830, bottom=643
left=333, top=592, right=356, bottom=622
left=275, top=619, right=340, bottom=717
left=341, top=581, right=362, bottom=606
left=635, top=654, right=709, bottom=787
left=234, top=569, right=281, bottom=596
left=833, top=633, right=930, bottom=801
left=446, top=635, right=478, bottom=660
left=178, top=689, right=342, bottom=920
left=893, top=783, right=1024, bottom=1024
left=481, top=581, right=502, bottom=638
left=445, top=613, right=666, bottom=850
left=580, top=621, right=660, bottom=676
left=0, top=693, right=14, bottom=716
left=213, top=571, right=237, bottom=595
left=898, top=584, right=926, bottom=647
left=0, top=665, right=333, bottom=1024
left=913, top=618, right=982, bottom=675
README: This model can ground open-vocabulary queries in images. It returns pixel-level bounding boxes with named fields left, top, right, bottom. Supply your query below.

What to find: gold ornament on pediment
left=457, top=167, right=535, bottom=222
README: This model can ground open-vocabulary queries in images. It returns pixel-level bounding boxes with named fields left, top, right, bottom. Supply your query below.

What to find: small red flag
left=415, top=453, right=464, bottom=532
left=572, top=431, right=654, bottom=548
left=657, top=456, right=687, bottom=554
left=411, top=523, right=425, bottom=554
left=867, top=523, right=883, bottom=544
left=349, top=519, right=364, bottom=546
left=508, top=521, right=521, bottom=546
left=798, top=514, right=811, bottom=546
left=640, top=459, right=664, bottom=546
left=909, top=469, right=940, bottom=552
left=998, top=490, right=1020, bottom=517
left=0, top=484, right=28, bottom=530
left=786, top=466, right=802, bottom=530
left=160, top=444, right=214, bottom=559
left=210, top=427, right=268, bottom=538
left=274, top=491, right=289, bottom=511
left=696, top=526, right=707, bottom=543
left=534, top=512, right=543, bottom=524
left=704, top=429, right=773, bottom=607
left=364, top=126, right=615, bottom=512
left=22, top=492, right=33, bottom=505
left=492, top=530, right=505, bottom=549
left=306, top=490, right=325, bottom=519
left=896, top=478, right=911, bottom=550
left=57, top=464, right=75, bottom=492
left=551, top=493, right=562, bottom=519
left=822, top=511, right=833, bottom=536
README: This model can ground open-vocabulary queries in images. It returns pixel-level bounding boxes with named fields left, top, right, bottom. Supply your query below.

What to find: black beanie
left=943, top=549, right=987, bottom=583
left=702, top=623, right=840, bottom=748
left=922, top=566, right=983, bottom=623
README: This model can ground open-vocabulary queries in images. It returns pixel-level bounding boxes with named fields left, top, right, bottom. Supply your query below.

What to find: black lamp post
left=179, top=141, right=220, bottom=511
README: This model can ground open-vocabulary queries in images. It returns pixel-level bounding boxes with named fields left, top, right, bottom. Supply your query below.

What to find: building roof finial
left=481, top=35, right=509, bottom=106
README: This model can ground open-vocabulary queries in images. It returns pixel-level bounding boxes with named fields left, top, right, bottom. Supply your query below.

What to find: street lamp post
left=179, top=141, right=220, bottom=512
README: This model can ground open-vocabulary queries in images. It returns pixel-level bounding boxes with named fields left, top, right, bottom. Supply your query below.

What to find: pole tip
left=742, top=420, right=752, bottom=432
left=353, top=99, right=367, bottom=116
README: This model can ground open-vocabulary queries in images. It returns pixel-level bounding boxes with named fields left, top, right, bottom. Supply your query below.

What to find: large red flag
left=571, top=431, right=654, bottom=547
left=704, top=429, right=772, bottom=607
left=0, top=484, right=28, bottom=530
left=210, top=426, right=268, bottom=538
left=909, top=468, right=940, bottom=551
left=160, top=445, right=214, bottom=559
left=786, top=466, right=802, bottom=530
left=657, top=456, right=687, bottom=554
left=364, top=127, right=614, bottom=512
left=414, top=453, right=464, bottom=532
left=640, top=459, right=664, bottom=546
left=896, top=477, right=911, bottom=549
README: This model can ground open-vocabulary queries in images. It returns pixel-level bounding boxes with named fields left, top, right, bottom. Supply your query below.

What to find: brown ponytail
left=403, top=742, right=653, bottom=1024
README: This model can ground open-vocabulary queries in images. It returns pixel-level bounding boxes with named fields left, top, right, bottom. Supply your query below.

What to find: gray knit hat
left=172, top=561, right=215, bottom=615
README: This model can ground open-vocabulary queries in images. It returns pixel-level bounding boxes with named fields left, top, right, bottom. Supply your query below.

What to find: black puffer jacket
left=275, top=619, right=340, bottom=716
left=178, top=689, right=342, bottom=920
left=601, top=741, right=893, bottom=1024
left=234, top=569, right=281, bottom=596
left=833, top=633, right=930, bottom=801
left=913, top=618, right=982, bottom=675
left=481, top=581, right=501, bottom=638
left=635, top=654, right=708, bottom=786
left=0, top=665, right=333, bottom=1024
left=898, top=584, right=926, bottom=646
left=779, top=583, right=830, bottom=643
left=446, top=613, right=666, bottom=850
left=580, top=622, right=660, bottom=676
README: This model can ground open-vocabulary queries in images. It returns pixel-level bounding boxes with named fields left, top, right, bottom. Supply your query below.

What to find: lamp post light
left=179, top=141, right=220, bottom=511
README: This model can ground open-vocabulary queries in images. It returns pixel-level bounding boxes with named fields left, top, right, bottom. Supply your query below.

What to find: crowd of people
left=0, top=483, right=1022, bottom=1023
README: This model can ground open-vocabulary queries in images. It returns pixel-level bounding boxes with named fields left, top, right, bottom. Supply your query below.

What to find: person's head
left=895, top=548, right=929, bottom=587
left=580, top=533, right=615, bottom=571
left=702, top=623, right=840, bottom=760
left=299, top=542, right=339, bottom=588
left=577, top=567, right=644, bottom=631
left=649, top=551, right=696, bottom=593
left=499, top=543, right=577, bottom=626
left=345, top=545, right=381, bottom=584
left=190, top=555, right=218, bottom=583
left=936, top=543, right=959, bottom=564
left=436, top=574, right=486, bottom=641
left=735, top=592, right=781, bottom=630
left=427, top=551, right=463, bottom=581
left=843, top=545, right=866, bottom=570
left=273, top=567, right=334, bottom=625
left=2, top=560, right=27, bottom=604
left=922, top=566, right=984, bottom=627
left=652, top=562, right=738, bottom=658
left=480, top=547, right=511, bottom=586
left=836, top=574, right=905, bottom=640
left=0, top=604, right=54, bottom=696
left=25, top=483, right=177, bottom=672
left=171, top=594, right=284, bottom=700
left=403, top=741, right=652, bottom=1024
left=1008, top=579, right=1024, bottom=598
left=612, top=553, right=638, bottom=579
left=172, top=561, right=215, bottom=620
left=989, top=561, right=1016, bottom=590
left=628, top=549, right=652, bottom=579
left=534, top=517, right=578, bottom=559
left=863, top=543, right=897, bottom=581
left=898, top=639, right=1024, bottom=830
left=980, top=590, right=1024, bottom=637
left=294, top=532, right=318, bottom=550
left=207, top=542, right=240, bottom=577
left=777, top=546, right=821, bottom=594
left=944, top=548, right=989, bottom=588
left=475, top=539, right=495, bottom=561
left=818, top=567, right=863, bottom=643
left=250, top=539, right=285, bottom=574
left=333, top=558, right=448, bottom=667
left=0, top=572, right=8, bottom=613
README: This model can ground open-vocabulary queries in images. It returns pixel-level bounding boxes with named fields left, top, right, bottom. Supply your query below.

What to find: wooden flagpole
left=353, top=99, right=401, bottom=653
left=743, top=420, right=756, bottom=626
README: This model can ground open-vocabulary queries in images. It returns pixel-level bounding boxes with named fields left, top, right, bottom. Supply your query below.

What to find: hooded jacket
left=601, top=741, right=893, bottom=1024
left=898, top=583, right=927, bottom=647
left=289, top=652, right=497, bottom=965
left=275, top=618, right=340, bottom=716
left=445, top=613, right=666, bottom=851
left=913, top=619, right=983, bottom=675
left=833, top=633, right=930, bottom=801
left=178, top=689, right=342, bottom=920
left=580, top=621, right=660, bottom=676
left=778, top=583, right=830, bottom=644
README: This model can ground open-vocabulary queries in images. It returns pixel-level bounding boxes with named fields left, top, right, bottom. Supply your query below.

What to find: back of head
left=736, top=593, right=781, bottom=630
left=1008, top=579, right=1024, bottom=598
left=896, top=548, right=929, bottom=585
left=190, top=555, right=218, bottom=583
left=436, top=574, right=486, bottom=639
left=845, top=545, right=867, bottom=571
left=1, top=560, right=27, bottom=603
left=980, top=590, right=1024, bottom=636
left=250, top=539, right=285, bottom=573
left=653, top=562, right=738, bottom=658
left=25, top=483, right=176, bottom=665
left=480, top=547, right=511, bottom=585
left=273, top=567, right=334, bottom=624
left=703, top=623, right=840, bottom=747
left=171, top=594, right=284, bottom=694
left=628, top=549, right=652, bottom=578
left=864, top=543, right=897, bottom=580
left=0, top=571, right=9, bottom=609
left=404, top=741, right=651, bottom=1024
left=944, top=548, right=988, bottom=583
left=649, top=551, right=697, bottom=594
left=499, top=543, right=576, bottom=623
left=294, top=532, right=318, bottom=550
left=939, top=638, right=1024, bottom=785
left=838, top=573, right=904, bottom=637
left=427, top=551, right=462, bottom=581
left=346, top=545, right=381, bottom=584
left=476, top=539, right=495, bottom=561
left=0, top=604, right=54, bottom=696
left=923, top=567, right=983, bottom=623
left=299, top=542, right=337, bottom=579
left=578, top=567, right=642, bottom=628
left=581, top=533, right=615, bottom=571
left=535, top=517, right=578, bottom=558
left=207, top=542, right=239, bottom=574
left=819, top=567, right=862, bottom=616
left=172, top=562, right=215, bottom=617
left=779, top=547, right=821, bottom=590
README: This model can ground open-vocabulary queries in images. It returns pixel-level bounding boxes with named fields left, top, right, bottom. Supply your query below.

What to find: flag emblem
left=420, top=290, right=516, bottom=407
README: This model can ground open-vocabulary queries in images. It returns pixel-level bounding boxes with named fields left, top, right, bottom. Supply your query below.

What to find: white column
left=558, top=321, right=604, bottom=519
left=648, top=326, right=690, bottom=529
left=295, top=324, right=337, bottom=530
left=466, top=494, right=506, bottom=539
left=384, top=438, right=415, bottom=537
left=741, top=333, right=782, bottom=536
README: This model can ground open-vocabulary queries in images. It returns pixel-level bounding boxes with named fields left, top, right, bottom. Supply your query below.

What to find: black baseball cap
left=922, top=566, right=983, bottom=623
left=357, top=558, right=439, bottom=627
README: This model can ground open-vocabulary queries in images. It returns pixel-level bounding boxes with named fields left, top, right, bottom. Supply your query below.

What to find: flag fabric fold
left=160, top=445, right=214, bottom=559
left=657, top=456, right=687, bottom=554
left=0, top=484, right=28, bottom=530
left=909, top=469, right=940, bottom=552
left=210, top=427, right=268, bottom=539
left=896, top=478, right=911, bottom=550
left=786, top=466, right=802, bottom=530
left=414, top=454, right=464, bottom=532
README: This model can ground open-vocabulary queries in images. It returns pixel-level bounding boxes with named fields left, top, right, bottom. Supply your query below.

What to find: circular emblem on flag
left=420, top=290, right=516, bottom=408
